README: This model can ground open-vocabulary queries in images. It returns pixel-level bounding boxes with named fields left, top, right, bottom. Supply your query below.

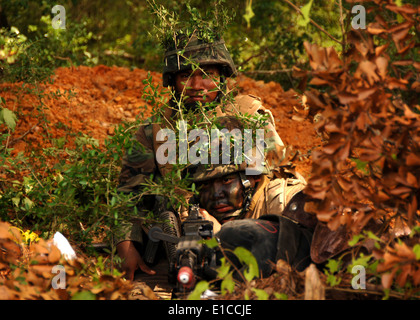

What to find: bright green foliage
left=324, top=259, right=342, bottom=287
left=0, top=107, right=17, bottom=131
left=188, top=243, right=289, bottom=299
left=187, top=280, right=210, bottom=300
left=71, top=291, right=96, bottom=300
left=243, top=0, right=255, bottom=28
left=0, top=109, right=145, bottom=247
left=297, top=0, right=313, bottom=27
left=233, top=247, right=259, bottom=282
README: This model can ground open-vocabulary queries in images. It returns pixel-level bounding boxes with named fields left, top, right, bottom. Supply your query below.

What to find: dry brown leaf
left=394, top=242, right=416, bottom=260
left=385, top=4, right=418, bottom=15
left=0, top=286, right=14, bottom=300
left=381, top=269, right=397, bottom=289
left=413, top=269, right=420, bottom=286
left=276, top=259, right=292, bottom=274
left=367, top=24, right=387, bottom=35
left=406, top=172, right=418, bottom=187
left=375, top=44, right=389, bottom=57
left=338, top=92, right=358, bottom=104
left=323, top=141, right=344, bottom=155
left=396, top=265, right=411, bottom=288
left=0, top=240, right=21, bottom=264
left=0, top=223, right=12, bottom=240
left=358, top=60, right=380, bottom=85
left=47, top=244, right=62, bottom=264
left=337, top=140, right=351, bottom=161
left=309, top=77, right=329, bottom=86
left=30, top=264, right=53, bottom=278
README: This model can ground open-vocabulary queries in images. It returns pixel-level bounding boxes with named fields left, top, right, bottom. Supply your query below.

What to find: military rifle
left=146, top=202, right=217, bottom=292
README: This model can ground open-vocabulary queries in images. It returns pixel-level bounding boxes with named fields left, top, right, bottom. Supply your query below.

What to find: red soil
left=1, top=65, right=321, bottom=177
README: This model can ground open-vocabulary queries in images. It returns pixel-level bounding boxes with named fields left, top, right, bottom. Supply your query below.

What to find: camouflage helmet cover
left=162, top=34, right=237, bottom=87
left=192, top=163, right=246, bottom=182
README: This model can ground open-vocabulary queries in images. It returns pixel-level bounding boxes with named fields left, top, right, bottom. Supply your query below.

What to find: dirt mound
left=1, top=65, right=321, bottom=177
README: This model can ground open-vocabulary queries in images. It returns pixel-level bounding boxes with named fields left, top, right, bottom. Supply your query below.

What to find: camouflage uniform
left=192, top=161, right=315, bottom=275
left=195, top=163, right=383, bottom=275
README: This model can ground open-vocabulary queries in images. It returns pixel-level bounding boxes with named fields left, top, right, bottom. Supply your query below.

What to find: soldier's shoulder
left=232, top=94, right=277, bottom=127
left=234, top=93, right=262, bottom=107
left=234, top=94, right=271, bottom=115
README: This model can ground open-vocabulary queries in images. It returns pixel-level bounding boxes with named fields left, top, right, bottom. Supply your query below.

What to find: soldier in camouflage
left=192, top=160, right=315, bottom=277
left=194, top=161, right=385, bottom=278
left=188, top=117, right=384, bottom=277
left=116, top=32, right=288, bottom=280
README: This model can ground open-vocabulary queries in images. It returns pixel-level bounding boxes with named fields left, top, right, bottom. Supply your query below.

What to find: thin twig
left=8, top=123, right=39, bottom=146
left=239, top=50, right=267, bottom=68
left=327, top=285, right=417, bottom=300
left=243, top=69, right=293, bottom=75
left=283, top=0, right=343, bottom=45
left=338, top=0, right=347, bottom=53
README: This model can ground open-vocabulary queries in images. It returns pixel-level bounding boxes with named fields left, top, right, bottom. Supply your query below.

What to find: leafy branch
left=283, top=0, right=343, bottom=45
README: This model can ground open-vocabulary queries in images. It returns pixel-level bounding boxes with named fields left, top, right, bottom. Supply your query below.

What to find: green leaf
left=366, top=231, right=381, bottom=242
left=413, top=244, right=420, bottom=260
left=110, top=196, right=116, bottom=206
left=297, top=0, right=313, bottom=27
left=12, top=196, right=21, bottom=207
left=217, top=257, right=231, bottom=279
left=203, top=237, right=219, bottom=249
left=233, top=247, right=259, bottom=282
left=1, top=108, right=18, bottom=130
left=326, top=273, right=341, bottom=287
left=348, top=234, right=362, bottom=247
left=252, top=288, right=269, bottom=300
left=71, top=291, right=96, bottom=300
left=187, top=280, right=209, bottom=300
left=325, top=259, right=341, bottom=274
left=274, top=292, right=288, bottom=300
left=221, top=272, right=235, bottom=295
left=243, top=0, right=255, bottom=28
left=347, top=254, right=372, bottom=273
left=23, top=197, right=35, bottom=210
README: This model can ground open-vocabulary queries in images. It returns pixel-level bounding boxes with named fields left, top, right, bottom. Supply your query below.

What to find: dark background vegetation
left=0, top=0, right=363, bottom=90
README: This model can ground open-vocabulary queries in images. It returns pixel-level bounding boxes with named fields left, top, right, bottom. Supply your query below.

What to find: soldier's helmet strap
left=239, top=171, right=254, bottom=214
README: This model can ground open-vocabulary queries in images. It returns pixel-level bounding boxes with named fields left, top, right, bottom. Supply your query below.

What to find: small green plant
left=0, top=116, right=147, bottom=249
left=187, top=239, right=287, bottom=300
left=147, top=0, right=233, bottom=50
left=324, top=258, right=342, bottom=287
left=0, top=106, right=17, bottom=131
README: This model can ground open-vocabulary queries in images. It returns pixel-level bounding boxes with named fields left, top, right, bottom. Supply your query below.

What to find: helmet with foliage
left=162, top=33, right=237, bottom=87
left=191, top=163, right=247, bottom=182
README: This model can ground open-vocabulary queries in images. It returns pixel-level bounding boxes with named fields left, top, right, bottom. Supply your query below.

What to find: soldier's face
left=198, top=173, right=245, bottom=217
left=174, top=65, right=221, bottom=106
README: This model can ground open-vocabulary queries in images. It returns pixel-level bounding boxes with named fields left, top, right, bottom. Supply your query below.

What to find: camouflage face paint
left=174, top=65, right=221, bottom=107
left=198, top=173, right=244, bottom=219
